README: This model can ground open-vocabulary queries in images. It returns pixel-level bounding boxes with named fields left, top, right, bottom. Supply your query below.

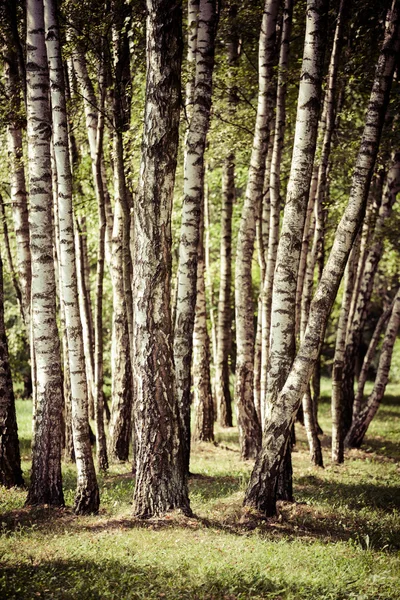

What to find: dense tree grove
left=0, top=0, right=399, bottom=520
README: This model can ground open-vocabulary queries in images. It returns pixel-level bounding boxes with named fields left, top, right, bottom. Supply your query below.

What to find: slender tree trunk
left=346, top=286, right=400, bottom=448
left=0, top=249, right=23, bottom=488
left=244, top=1, right=400, bottom=516
left=75, top=220, right=95, bottom=420
left=353, top=299, right=393, bottom=417
left=331, top=240, right=359, bottom=463
left=234, top=0, right=279, bottom=459
left=215, top=5, right=239, bottom=428
left=25, top=0, right=64, bottom=507
left=3, top=15, right=31, bottom=330
left=264, top=0, right=328, bottom=498
left=192, top=200, right=214, bottom=443
left=132, top=0, right=191, bottom=518
left=260, top=0, right=293, bottom=424
left=93, top=59, right=108, bottom=472
left=174, top=0, right=218, bottom=473
left=45, top=0, right=99, bottom=513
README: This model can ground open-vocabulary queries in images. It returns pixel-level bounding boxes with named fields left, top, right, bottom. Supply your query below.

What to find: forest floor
left=0, top=380, right=399, bottom=600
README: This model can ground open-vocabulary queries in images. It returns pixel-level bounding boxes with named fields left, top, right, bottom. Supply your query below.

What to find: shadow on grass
left=296, top=475, right=400, bottom=512
left=0, top=557, right=291, bottom=600
left=189, top=473, right=246, bottom=501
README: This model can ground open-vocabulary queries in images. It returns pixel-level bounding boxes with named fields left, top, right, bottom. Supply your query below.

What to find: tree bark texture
left=331, top=241, right=359, bottom=464
left=260, top=0, right=293, bottom=426
left=234, top=0, right=279, bottom=459
left=174, top=0, right=217, bottom=473
left=132, top=0, right=191, bottom=518
left=215, top=5, right=239, bottom=428
left=25, top=0, right=64, bottom=507
left=244, top=0, right=400, bottom=516
left=0, top=250, right=23, bottom=488
left=192, top=204, right=214, bottom=443
left=45, top=0, right=99, bottom=513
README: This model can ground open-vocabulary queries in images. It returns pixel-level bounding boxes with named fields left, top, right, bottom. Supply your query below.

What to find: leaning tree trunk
left=234, top=0, right=279, bottom=460
left=174, top=0, right=218, bottom=473
left=132, top=0, right=191, bottom=518
left=264, top=0, right=328, bottom=499
left=0, top=249, right=23, bottom=488
left=25, top=0, right=64, bottom=508
left=346, top=285, right=400, bottom=448
left=45, top=0, right=99, bottom=513
left=244, top=0, right=400, bottom=517
left=215, top=4, right=239, bottom=428
left=353, top=298, right=393, bottom=416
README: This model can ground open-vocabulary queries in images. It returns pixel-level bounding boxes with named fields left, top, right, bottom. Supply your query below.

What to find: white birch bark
left=44, top=0, right=99, bottom=513
left=174, top=0, right=217, bottom=472
left=25, top=0, right=64, bottom=507
left=234, top=0, right=279, bottom=459
left=266, top=0, right=328, bottom=418
left=132, top=0, right=191, bottom=518
left=244, top=1, right=400, bottom=516
left=260, top=0, right=293, bottom=424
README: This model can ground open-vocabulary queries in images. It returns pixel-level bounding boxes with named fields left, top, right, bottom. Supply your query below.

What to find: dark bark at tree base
left=74, top=483, right=100, bottom=515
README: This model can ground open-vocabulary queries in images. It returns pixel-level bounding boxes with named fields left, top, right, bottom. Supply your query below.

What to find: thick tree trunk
left=174, top=0, right=217, bottom=473
left=346, top=286, right=400, bottom=448
left=132, top=0, right=191, bottom=518
left=244, top=1, right=400, bottom=516
left=0, top=250, right=23, bottom=488
left=45, top=0, right=99, bottom=513
left=25, top=0, right=64, bottom=508
left=234, top=0, right=279, bottom=459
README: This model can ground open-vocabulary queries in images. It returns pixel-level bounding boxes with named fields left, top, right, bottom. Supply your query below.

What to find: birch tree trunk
left=0, top=249, right=23, bottom=488
left=174, top=0, right=217, bottom=473
left=331, top=240, right=359, bottom=463
left=263, top=0, right=328, bottom=495
left=132, top=0, right=191, bottom=518
left=45, top=0, right=99, bottom=513
left=192, top=202, right=214, bottom=443
left=234, top=0, right=279, bottom=459
left=346, top=286, right=400, bottom=448
left=353, top=299, right=393, bottom=416
left=260, top=0, right=293, bottom=424
left=244, top=0, right=400, bottom=516
left=3, top=43, right=31, bottom=329
left=25, top=0, right=64, bottom=507
left=215, top=5, right=239, bottom=428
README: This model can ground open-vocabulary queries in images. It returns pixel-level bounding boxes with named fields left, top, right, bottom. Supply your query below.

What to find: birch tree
left=44, top=0, right=99, bottom=513
left=234, top=0, right=279, bottom=460
left=25, top=0, right=64, bottom=507
left=132, top=0, right=191, bottom=518
left=174, top=0, right=218, bottom=472
left=244, top=0, right=400, bottom=517
left=0, top=249, right=23, bottom=488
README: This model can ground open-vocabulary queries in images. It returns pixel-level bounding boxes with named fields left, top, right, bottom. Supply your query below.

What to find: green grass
left=1, top=380, right=400, bottom=599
